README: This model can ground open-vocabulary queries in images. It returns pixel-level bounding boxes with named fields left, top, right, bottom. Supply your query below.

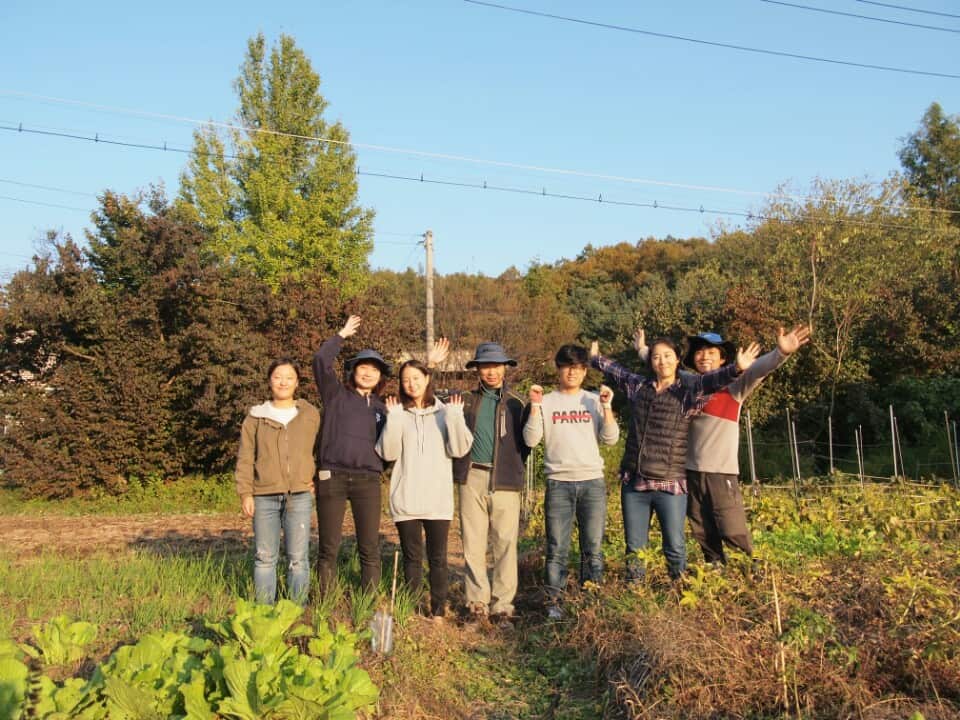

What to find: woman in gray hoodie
left=376, top=357, right=473, bottom=619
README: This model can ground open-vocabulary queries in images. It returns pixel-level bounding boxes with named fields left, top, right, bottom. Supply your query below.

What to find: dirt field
left=0, top=511, right=465, bottom=568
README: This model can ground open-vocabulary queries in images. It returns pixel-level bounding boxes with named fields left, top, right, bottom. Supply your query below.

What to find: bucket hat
left=465, top=342, right=517, bottom=368
left=345, top=348, right=391, bottom=376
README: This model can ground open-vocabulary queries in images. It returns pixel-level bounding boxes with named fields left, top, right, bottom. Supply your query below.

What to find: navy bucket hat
left=683, top=332, right=736, bottom=370
left=465, top=342, right=517, bottom=368
left=345, top=348, right=391, bottom=377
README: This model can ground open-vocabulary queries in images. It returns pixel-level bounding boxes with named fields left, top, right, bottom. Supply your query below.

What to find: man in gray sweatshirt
left=524, top=344, right=619, bottom=619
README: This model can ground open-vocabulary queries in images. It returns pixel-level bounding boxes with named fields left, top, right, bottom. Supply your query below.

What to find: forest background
left=1, top=34, right=959, bottom=498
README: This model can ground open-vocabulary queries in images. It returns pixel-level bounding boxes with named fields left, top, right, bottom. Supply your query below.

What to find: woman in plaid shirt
left=590, top=333, right=758, bottom=581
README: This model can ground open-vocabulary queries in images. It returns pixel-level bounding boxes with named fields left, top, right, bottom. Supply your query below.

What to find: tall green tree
left=179, top=33, right=374, bottom=293
left=899, top=102, right=960, bottom=222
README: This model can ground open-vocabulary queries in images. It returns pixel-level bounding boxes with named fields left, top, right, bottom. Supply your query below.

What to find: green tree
left=179, top=33, right=374, bottom=293
left=899, top=102, right=960, bottom=222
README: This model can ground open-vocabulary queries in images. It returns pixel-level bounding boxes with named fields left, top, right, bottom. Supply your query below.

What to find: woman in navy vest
left=590, top=332, right=758, bottom=581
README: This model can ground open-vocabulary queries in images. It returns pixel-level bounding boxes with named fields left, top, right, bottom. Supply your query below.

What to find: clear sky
left=2, top=0, right=958, bottom=281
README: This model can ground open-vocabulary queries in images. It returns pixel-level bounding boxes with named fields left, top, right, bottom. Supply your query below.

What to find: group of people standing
left=235, top=313, right=810, bottom=621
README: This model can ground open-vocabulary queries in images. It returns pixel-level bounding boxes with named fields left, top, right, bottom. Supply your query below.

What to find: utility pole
left=423, top=230, right=435, bottom=361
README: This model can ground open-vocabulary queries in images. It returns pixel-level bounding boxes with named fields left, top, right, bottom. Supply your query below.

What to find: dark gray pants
left=686, top=470, right=753, bottom=564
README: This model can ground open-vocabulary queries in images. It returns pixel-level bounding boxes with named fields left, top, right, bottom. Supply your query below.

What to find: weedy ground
left=1, top=475, right=958, bottom=719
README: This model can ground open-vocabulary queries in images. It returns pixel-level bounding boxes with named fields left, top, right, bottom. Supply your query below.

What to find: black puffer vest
left=621, top=383, right=689, bottom=482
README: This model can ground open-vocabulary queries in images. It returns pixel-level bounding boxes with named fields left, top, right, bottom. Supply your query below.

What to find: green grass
left=0, top=549, right=249, bottom=648
left=0, top=474, right=237, bottom=516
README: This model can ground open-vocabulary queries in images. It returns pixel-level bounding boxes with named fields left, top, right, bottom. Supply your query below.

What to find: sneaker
left=489, top=612, right=515, bottom=629
left=546, top=605, right=563, bottom=621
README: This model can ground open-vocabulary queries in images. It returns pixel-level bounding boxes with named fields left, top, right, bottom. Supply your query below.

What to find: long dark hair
left=345, top=362, right=389, bottom=397
left=267, top=357, right=301, bottom=382
left=397, top=359, right=436, bottom=408
left=646, top=337, right=682, bottom=378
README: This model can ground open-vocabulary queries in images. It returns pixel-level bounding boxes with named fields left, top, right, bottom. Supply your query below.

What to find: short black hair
left=647, top=337, right=682, bottom=376
left=267, top=357, right=300, bottom=382
left=554, top=344, right=589, bottom=367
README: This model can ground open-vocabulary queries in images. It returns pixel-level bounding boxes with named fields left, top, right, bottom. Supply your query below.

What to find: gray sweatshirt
left=686, top=348, right=789, bottom=474
left=376, top=400, right=473, bottom=522
left=523, top=390, right=619, bottom=481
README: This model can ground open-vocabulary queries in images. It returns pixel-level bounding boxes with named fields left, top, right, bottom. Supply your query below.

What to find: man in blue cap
left=681, top=325, right=810, bottom=567
left=453, top=342, right=530, bottom=622
left=634, top=324, right=810, bottom=569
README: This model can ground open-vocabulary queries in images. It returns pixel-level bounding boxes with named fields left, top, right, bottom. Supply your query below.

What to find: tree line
left=1, top=34, right=958, bottom=497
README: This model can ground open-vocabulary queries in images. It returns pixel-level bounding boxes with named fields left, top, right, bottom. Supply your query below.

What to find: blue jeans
left=620, top=484, right=687, bottom=579
left=544, top=478, right=606, bottom=600
left=253, top=492, right=313, bottom=604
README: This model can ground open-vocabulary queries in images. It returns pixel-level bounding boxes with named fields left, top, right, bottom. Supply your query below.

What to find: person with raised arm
left=236, top=357, right=320, bottom=605
left=590, top=333, right=760, bottom=581
left=523, top=344, right=619, bottom=620
left=375, top=339, right=473, bottom=621
left=673, top=325, right=810, bottom=568
left=312, top=315, right=390, bottom=593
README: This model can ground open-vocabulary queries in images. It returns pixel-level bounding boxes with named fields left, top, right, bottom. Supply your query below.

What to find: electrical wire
left=757, top=0, right=960, bottom=32
left=3, top=91, right=959, bottom=217
left=1, top=123, right=955, bottom=234
left=854, top=0, right=960, bottom=20
left=461, top=0, right=960, bottom=79
left=0, top=194, right=88, bottom=212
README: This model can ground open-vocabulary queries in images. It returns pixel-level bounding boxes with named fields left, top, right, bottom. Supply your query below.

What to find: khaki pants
left=458, top=466, right=521, bottom=615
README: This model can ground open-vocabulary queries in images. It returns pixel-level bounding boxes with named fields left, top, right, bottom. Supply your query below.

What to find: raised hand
left=338, top=315, right=361, bottom=339
left=384, top=395, right=401, bottom=410
left=447, top=392, right=463, bottom=407
left=427, top=337, right=451, bottom=367
left=529, top=384, right=544, bottom=404
left=589, top=340, right=600, bottom=359
left=599, top=384, right=614, bottom=407
left=777, top=324, right=811, bottom=356
left=633, top=328, right=646, bottom=354
left=735, top=342, right=762, bottom=372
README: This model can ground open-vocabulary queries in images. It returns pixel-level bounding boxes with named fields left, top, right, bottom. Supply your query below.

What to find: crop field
left=1, top=475, right=958, bottom=719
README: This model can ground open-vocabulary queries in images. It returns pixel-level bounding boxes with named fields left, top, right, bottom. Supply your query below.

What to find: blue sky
left=2, top=0, right=958, bottom=280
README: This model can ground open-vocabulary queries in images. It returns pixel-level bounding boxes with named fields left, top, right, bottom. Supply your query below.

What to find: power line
left=0, top=194, right=88, bottom=212
left=0, top=178, right=98, bottom=198
left=5, top=91, right=958, bottom=217
left=461, top=0, right=960, bottom=79
left=1, top=123, right=953, bottom=233
left=758, top=0, right=960, bottom=33
left=853, top=0, right=960, bottom=20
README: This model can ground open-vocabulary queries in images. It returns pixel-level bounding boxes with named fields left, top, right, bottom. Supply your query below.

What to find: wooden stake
left=772, top=573, right=790, bottom=715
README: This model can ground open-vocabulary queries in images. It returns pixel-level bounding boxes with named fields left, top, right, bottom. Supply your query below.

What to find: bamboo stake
left=772, top=574, right=790, bottom=716
left=953, top=420, right=960, bottom=488
left=828, top=415, right=834, bottom=475
left=746, top=409, right=758, bottom=498
left=894, top=415, right=906, bottom=482
left=855, top=428, right=865, bottom=491
left=946, top=412, right=958, bottom=486
left=889, top=405, right=898, bottom=479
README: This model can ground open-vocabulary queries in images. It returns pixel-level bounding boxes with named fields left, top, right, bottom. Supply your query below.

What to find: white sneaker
left=546, top=605, right=563, bottom=621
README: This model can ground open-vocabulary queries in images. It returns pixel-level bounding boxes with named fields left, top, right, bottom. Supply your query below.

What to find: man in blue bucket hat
left=453, top=342, right=530, bottom=622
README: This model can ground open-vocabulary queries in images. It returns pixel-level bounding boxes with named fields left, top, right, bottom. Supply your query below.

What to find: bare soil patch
left=0, top=512, right=465, bottom=568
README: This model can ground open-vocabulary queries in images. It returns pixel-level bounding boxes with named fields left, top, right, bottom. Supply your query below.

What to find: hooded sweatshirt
left=375, top=399, right=474, bottom=522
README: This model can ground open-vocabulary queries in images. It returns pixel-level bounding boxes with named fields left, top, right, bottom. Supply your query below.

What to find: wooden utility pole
left=423, top=230, right=435, bottom=360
